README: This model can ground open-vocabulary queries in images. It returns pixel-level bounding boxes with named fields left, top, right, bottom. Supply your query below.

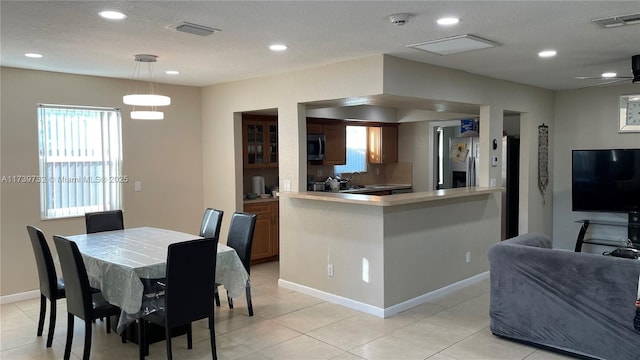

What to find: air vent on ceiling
left=174, top=22, right=219, bottom=36
left=407, top=34, right=499, bottom=56
left=593, top=13, right=640, bottom=28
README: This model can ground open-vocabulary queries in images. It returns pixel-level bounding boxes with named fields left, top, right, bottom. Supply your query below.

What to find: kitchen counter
left=282, top=186, right=503, bottom=207
left=279, top=184, right=504, bottom=318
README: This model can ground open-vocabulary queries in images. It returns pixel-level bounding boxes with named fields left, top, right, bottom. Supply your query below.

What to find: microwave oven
left=307, top=134, right=326, bottom=161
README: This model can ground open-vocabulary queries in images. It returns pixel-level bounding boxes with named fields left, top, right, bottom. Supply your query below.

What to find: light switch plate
left=134, top=181, right=142, bottom=192
left=283, top=180, right=291, bottom=192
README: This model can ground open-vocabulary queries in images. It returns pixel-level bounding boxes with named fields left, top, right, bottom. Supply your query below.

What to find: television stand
left=574, top=215, right=640, bottom=252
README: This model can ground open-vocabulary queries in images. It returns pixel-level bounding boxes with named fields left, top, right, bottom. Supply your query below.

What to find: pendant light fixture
left=123, top=54, right=170, bottom=120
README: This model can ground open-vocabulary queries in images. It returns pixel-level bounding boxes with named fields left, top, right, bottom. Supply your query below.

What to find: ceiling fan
left=575, top=54, right=640, bottom=86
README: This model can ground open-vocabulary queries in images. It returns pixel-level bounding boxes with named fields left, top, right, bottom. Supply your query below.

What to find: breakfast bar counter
left=281, top=186, right=503, bottom=206
left=278, top=186, right=504, bottom=319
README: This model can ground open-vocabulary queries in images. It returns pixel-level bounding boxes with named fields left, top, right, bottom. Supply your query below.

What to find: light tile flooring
left=0, top=261, right=575, bottom=359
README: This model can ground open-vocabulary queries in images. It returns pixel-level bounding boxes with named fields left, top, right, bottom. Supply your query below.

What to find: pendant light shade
left=123, top=54, right=170, bottom=120
left=123, top=94, right=171, bottom=106
left=131, top=111, right=165, bottom=120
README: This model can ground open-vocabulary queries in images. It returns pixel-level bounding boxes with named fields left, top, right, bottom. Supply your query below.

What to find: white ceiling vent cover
left=174, top=22, right=219, bottom=36
left=593, top=13, right=640, bottom=28
left=407, top=34, right=499, bottom=56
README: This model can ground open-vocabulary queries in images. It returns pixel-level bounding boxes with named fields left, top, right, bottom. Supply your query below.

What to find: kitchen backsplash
left=307, top=161, right=412, bottom=186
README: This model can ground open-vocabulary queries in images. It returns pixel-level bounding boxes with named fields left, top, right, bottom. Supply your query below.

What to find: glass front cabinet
left=243, top=116, right=278, bottom=168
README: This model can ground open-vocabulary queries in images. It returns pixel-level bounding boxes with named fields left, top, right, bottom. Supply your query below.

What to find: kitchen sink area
left=339, top=184, right=412, bottom=195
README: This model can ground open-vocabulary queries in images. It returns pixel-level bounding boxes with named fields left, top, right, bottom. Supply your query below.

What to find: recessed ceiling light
left=538, top=50, right=557, bottom=58
left=601, top=72, right=617, bottom=78
left=99, top=10, right=127, bottom=20
left=165, top=70, right=180, bottom=75
left=24, top=53, right=43, bottom=58
left=437, top=17, right=460, bottom=25
left=269, top=44, right=287, bottom=51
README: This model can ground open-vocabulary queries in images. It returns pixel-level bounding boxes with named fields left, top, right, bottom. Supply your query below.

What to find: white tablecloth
left=66, top=227, right=249, bottom=332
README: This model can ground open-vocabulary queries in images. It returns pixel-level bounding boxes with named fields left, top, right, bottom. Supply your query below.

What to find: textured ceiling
left=1, top=1, right=640, bottom=91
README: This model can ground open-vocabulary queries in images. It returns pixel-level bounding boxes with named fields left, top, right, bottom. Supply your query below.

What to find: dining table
left=65, top=227, right=249, bottom=333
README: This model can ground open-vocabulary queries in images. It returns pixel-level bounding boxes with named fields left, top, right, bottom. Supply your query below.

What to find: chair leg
left=214, top=288, right=220, bottom=307
left=227, top=296, right=234, bottom=309
left=209, top=317, right=217, bottom=360
left=64, top=314, right=74, bottom=360
left=106, top=315, right=111, bottom=334
left=46, top=297, right=56, bottom=347
left=165, top=324, right=173, bottom=360
left=83, top=319, right=92, bottom=360
left=37, top=294, right=46, bottom=337
left=246, top=283, right=254, bottom=317
left=187, top=323, right=193, bottom=349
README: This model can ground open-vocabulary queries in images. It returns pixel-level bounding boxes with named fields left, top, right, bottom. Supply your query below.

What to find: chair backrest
left=164, top=238, right=217, bottom=328
left=85, top=210, right=124, bottom=234
left=52, top=236, right=94, bottom=320
left=26, top=225, right=59, bottom=299
left=226, top=212, right=257, bottom=274
left=199, top=208, right=224, bottom=240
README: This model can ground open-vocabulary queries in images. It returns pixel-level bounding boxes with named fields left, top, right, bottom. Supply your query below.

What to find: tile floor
left=0, top=261, right=575, bottom=359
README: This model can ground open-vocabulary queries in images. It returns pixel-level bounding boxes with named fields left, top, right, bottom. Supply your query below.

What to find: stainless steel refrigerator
left=449, top=136, right=479, bottom=188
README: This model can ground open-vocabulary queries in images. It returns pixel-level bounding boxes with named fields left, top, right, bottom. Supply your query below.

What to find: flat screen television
left=572, top=148, right=640, bottom=214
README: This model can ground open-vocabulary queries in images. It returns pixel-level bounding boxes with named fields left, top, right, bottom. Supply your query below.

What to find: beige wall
left=552, top=84, right=640, bottom=250
left=0, top=67, right=204, bottom=297
left=200, top=55, right=555, bottom=304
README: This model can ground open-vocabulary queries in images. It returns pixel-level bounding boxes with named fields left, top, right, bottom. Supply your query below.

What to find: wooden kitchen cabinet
left=322, top=123, right=346, bottom=165
left=307, top=119, right=346, bottom=165
left=243, top=115, right=278, bottom=168
left=244, top=201, right=279, bottom=263
left=368, top=125, right=398, bottom=163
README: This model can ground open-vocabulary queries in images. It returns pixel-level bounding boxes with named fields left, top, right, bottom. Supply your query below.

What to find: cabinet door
left=368, top=126, right=398, bottom=164
left=250, top=213, right=273, bottom=261
left=244, top=121, right=266, bottom=167
left=271, top=203, right=279, bottom=255
left=267, top=121, right=278, bottom=166
left=323, top=123, right=346, bottom=165
left=381, top=126, right=398, bottom=163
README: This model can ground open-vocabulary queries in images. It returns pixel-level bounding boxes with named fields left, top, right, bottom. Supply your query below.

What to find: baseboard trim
left=0, top=290, right=40, bottom=305
left=278, top=271, right=489, bottom=318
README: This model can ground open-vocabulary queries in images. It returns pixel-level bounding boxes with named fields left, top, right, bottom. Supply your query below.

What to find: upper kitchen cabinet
left=368, top=125, right=398, bottom=163
left=306, top=118, right=346, bottom=165
left=323, top=123, right=346, bottom=165
left=243, top=114, right=278, bottom=168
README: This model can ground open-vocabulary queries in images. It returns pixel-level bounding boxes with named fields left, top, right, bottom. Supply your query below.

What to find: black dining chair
left=200, top=208, right=224, bottom=240
left=214, top=212, right=257, bottom=316
left=26, top=225, right=65, bottom=348
left=85, top=209, right=124, bottom=234
left=138, top=238, right=218, bottom=360
left=52, top=236, right=122, bottom=360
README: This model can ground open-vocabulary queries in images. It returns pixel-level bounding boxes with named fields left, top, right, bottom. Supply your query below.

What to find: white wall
left=552, top=83, right=640, bottom=250
left=0, top=67, right=204, bottom=296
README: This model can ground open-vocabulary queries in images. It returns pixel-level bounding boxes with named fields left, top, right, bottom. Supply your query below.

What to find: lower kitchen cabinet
left=243, top=201, right=279, bottom=263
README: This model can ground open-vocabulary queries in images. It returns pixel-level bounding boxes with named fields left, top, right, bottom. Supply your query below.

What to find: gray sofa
left=488, top=233, right=640, bottom=360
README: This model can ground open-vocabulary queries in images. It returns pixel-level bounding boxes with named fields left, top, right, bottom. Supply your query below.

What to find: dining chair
left=214, top=212, right=257, bottom=316
left=26, top=225, right=65, bottom=348
left=138, top=238, right=217, bottom=360
left=53, top=236, right=122, bottom=360
left=199, top=208, right=224, bottom=240
left=84, top=209, right=124, bottom=234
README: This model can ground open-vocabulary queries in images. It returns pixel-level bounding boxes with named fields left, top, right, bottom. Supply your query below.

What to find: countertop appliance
left=307, top=134, right=326, bottom=161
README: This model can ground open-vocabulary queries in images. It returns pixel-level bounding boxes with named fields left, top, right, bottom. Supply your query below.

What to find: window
left=37, top=104, right=123, bottom=219
left=334, top=125, right=367, bottom=175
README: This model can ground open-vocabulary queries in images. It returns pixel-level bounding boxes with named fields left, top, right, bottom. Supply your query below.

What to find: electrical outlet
left=466, top=251, right=471, bottom=263
left=328, top=264, right=334, bottom=277
left=490, top=178, right=497, bottom=187
left=316, top=169, right=323, bottom=177
left=283, top=180, right=291, bottom=191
